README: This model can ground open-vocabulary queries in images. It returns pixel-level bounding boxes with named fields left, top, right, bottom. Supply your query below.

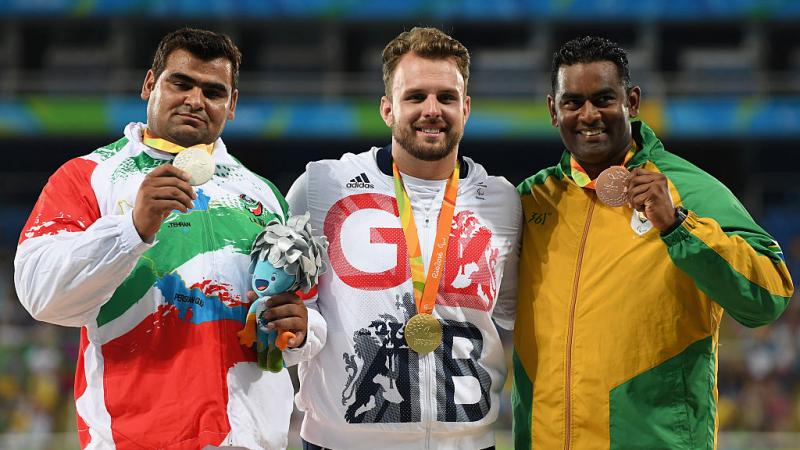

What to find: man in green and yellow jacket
left=512, top=36, right=794, bottom=449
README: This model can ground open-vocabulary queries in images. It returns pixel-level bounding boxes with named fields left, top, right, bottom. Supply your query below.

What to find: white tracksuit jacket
left=14, top=122, right=325, bottom=450
left=287, top=146, right=522, bottom=450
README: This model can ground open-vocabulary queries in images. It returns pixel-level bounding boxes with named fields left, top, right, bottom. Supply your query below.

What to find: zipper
left=417, top=193, right=436, bottom=450
left=197, top=187, right=227, bottom=404
left=423, top=205, right=433, bottom=450
left=424, top=352, right=434, bottom=449
left=409, top=185, right=442, bottom=450
left=564, top=194, right=595, bottom=450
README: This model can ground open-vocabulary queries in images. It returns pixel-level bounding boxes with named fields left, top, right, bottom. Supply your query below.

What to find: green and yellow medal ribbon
left=143, top=128, right=214, bottom=155
left=392, top=161, right=459, bottom=314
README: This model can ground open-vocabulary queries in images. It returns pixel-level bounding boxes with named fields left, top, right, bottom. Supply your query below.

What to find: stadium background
left=1, top=1, right=799, bottom=449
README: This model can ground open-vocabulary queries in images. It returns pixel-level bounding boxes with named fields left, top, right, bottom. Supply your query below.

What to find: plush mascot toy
left=237, top=213, right=327, bottom=372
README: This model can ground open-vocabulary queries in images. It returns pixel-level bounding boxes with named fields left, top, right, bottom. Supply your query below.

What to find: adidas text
left=347, top=173, right=374, bottom=189
left=346, top=181, right=374, bottom=189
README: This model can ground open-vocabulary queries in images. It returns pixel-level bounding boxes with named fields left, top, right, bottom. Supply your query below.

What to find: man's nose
left=578, top=100, right=600, bottom=123
left=184, top=87, right=204, bottom=109
left=423, top=95, right=442, bottom=118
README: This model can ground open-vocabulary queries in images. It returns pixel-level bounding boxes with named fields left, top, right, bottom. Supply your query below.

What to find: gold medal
left=404, top=313, right=443, bottom=354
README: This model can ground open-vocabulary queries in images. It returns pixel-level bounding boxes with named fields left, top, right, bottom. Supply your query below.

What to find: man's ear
left=228, top=89, right=239, bottom=121
left=627, top=85, right=641, bottom=118
left=547, top=94, right=558, bottom=127
left=463, top=95, right=471, bottom=124
left=141, top=69, right=156, bottom=101
left=379, top=95, right=394, bottom=127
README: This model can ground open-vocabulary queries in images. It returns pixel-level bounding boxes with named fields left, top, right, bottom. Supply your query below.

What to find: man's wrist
left=660, top=206, right=688, bottom=236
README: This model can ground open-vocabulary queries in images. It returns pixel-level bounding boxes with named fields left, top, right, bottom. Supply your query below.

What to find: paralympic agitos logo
left=323, top=193, right=499, bottom=311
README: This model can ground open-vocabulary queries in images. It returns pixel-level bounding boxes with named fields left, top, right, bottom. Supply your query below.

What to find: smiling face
left=141, top=48, right=238, bottom=147
left=380, top=52, right=470, bottom=162
left=548, top=61, right=640, bottom=177
left=252, top=260, right=296, bottom=297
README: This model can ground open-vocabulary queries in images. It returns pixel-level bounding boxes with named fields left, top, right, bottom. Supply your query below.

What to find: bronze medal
left=404, top=313, right=443, bottom=354
left=595, top=165, right=631, bottom=207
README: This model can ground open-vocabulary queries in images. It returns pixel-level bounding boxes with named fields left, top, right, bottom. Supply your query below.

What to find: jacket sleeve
left=282, top=171, right=327, bottom=364
left=662, top=210, right=793, bottom=328
left=281, top=291, right=327, bottom=366
left=492, top=188, right=523, bottom=330
left=14, top=158, right=152, bottom=327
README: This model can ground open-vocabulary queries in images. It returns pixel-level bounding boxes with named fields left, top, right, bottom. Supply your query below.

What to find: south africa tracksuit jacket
left=513, top=121, right=794, bottom=449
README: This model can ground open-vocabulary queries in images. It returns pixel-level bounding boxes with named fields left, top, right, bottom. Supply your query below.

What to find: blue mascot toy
left=237, top=213, right=327, bottom=372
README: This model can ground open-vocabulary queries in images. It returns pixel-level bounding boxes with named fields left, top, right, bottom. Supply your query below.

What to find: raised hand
left=133, top=164, right=197, bottom=242
left=625, top=167, right=677, bottom=231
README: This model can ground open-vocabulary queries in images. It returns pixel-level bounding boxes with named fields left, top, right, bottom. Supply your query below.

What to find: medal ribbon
left=393, top=162, right=459, bottom=315
left=143, top=128, right=214, bottom=155
left=570, top=139, right=638, bottom=189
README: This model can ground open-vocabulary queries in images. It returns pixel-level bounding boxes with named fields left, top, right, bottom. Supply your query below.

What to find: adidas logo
left=346, top=173, right=374, bottom=189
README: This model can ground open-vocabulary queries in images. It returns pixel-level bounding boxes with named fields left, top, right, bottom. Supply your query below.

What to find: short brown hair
left=381, top=27, right=470, bottom=98
left=151, top=28, right=242, bottom=90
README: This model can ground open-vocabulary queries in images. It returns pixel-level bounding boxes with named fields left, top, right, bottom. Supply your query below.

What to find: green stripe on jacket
left=512, top=350, right=533, bottom=450
left=609, top=336, right=716, bottom=450
left=97, top=206, right=278, bottom=327
left=639, top=121, right=792, bottom=327
left=662, top=222, right=790, bottom=327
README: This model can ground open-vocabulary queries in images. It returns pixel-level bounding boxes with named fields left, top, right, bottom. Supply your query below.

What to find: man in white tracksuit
left=14, top=28, right=320, bottom=450
left=287, top=27, right=522, bottom=450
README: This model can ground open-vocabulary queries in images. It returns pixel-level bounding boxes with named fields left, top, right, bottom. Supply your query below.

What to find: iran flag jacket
left=14, top=122, right=324, bottom=450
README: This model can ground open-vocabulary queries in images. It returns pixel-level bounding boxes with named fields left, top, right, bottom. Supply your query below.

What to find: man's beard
left=392, top=122, right=462, bottom=162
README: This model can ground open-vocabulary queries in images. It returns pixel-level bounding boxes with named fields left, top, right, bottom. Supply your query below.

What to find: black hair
left=551, top=36, right=630, bottom=93
left=151, top=28, right=242, bottom=90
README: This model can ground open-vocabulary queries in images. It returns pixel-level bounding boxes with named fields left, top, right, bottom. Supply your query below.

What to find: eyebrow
left=401, top=87, right=461, bottom=97
left=168, top=72, right=228, bottom=95
left=561, top=87, right=617, bottom=100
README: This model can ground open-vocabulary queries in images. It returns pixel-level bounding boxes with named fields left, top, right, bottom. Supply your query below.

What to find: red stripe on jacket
left=19, top=157, right=100, bottom=245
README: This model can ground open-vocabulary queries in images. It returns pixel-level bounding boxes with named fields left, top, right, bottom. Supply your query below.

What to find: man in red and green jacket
left=14, top=28, right=320, bottom=450
left=513, top=36, right=794, bottom=450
